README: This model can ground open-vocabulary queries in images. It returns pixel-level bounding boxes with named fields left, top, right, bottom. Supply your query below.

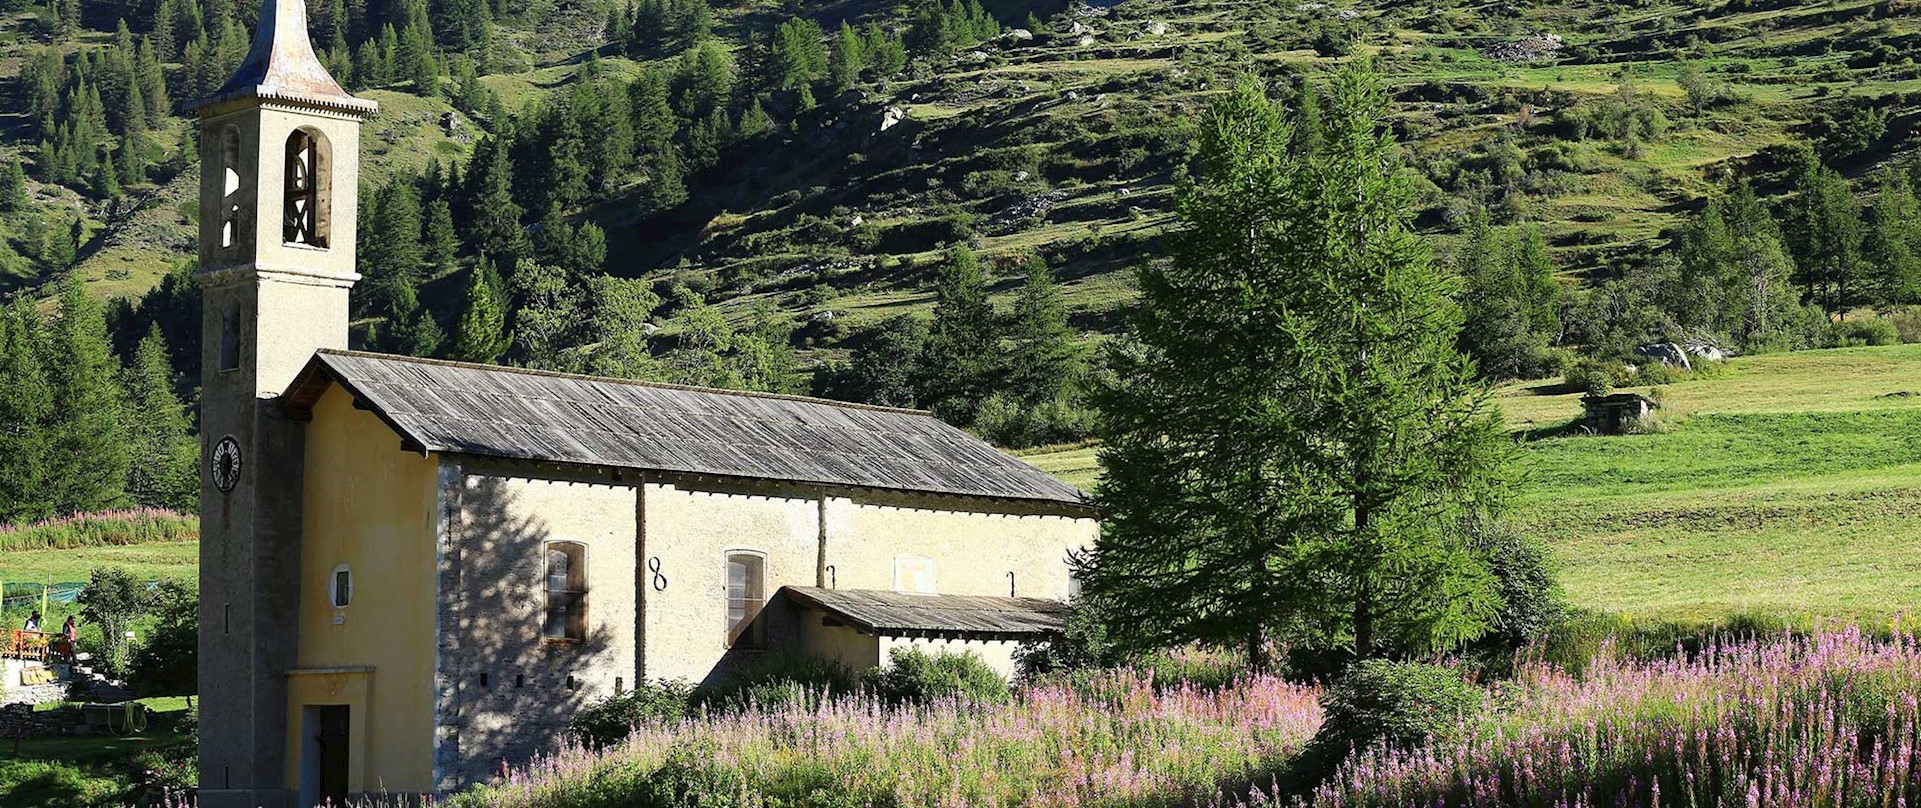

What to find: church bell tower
left=191, top=0, right=375, bottom=804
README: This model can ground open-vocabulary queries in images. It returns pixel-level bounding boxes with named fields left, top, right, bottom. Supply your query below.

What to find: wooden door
left=315, top=706, right=350, bottom=805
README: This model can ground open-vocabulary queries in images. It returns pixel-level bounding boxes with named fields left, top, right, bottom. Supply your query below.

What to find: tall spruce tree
left=360, top=178, right=426, bottom=316
left=422, top=198, right=458, bottom=275
left=1080, top=70, right=1510, bottom=666
left=1004, top=254, right=1079, bottom=404
left=452, top=260, right=509, bottom=363
left=0, top=298, right=58, bottom=523
left=122, top=326, right=197, bottom=511
left=0, top=161, right=26, bottom=211
left=48, top=276, right=135, bottom=515
left=916, top=245, right=996, bottom=421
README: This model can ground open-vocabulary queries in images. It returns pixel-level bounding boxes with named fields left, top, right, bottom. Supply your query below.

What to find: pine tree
left=422, top=198, right=458, bottom=274
left=0, top=161, right=27, bottom=211
left=1458, top=218, right=1561, bottom=381
left=834, top=314, right=926, bottom=408
left=829, top=21, right=864, bottom=93
left=1291, top=80, right=1325, bottom=157
left=135, top=40, right=169, bottom=126
left=916, top=245, right=996, bottom=421
left=361, top=179, right=426, bottom=316
left=1005, top=254, right=1078, bottom=405
left=463, top=137, right=528, bottom=262
left=122, top=327, right=197, bottom=511
left=452, top=260, right=509, bottom=363
left=1867, top=170, right=1921, bottom=305
left=0, top=298, right=58, bottom=523
left=48, top=276, right=135, bottom=515
left=1081, top=70, right=1510, bottom=665
left=736, top=96, right=772, bottom=138
left=1784, top=147, right=1868, bottom=310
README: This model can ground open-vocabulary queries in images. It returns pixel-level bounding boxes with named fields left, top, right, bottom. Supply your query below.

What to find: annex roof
left=781, top=587, right=1068, bottom=640
left=283, top=350, right=1091, bottom=509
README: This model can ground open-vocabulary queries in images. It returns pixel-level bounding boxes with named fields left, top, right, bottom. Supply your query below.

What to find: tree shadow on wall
left=435, top=474, right=621, bottom=793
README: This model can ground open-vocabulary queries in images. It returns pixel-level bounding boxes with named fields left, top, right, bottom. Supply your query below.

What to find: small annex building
left=188, top=3, right=1096, bottom=806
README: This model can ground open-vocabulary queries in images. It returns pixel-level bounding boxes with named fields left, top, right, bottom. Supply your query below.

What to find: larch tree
left=1080, top=69, right=1511, bottom=667
left=1784, top=149, right=1867, bottom=311
left=916, top=245, right=997, bottom=421
left=1004, top=254, right=1079, bottom=405
left=1866, top=170, right=1921, bottom=305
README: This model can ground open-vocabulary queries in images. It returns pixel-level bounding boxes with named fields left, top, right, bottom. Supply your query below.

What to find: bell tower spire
left=191, top=0, right=375, bottom=396
left=193, top=2, right=374, bottom=806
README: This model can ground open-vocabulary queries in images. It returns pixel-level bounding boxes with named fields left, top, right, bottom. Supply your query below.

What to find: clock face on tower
left=212, top=436, right=243, bottom=493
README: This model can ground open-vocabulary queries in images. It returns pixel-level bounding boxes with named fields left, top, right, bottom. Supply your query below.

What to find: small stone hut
left=1581, top=392, right=1657, bottom=435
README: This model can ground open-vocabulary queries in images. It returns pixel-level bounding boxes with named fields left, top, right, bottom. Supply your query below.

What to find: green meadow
left=1027, top=344, right=1921, bottom=622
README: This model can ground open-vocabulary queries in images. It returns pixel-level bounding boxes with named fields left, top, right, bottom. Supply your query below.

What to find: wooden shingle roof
left=283, top=350, right=1091, bottom=508
left=782, top=586, right=1068, bottom=639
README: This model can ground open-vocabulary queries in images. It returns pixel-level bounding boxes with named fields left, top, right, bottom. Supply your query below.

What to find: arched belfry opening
left=219, top=126, right=243, bottom=249
left=284, top=127, right=331, bottom=247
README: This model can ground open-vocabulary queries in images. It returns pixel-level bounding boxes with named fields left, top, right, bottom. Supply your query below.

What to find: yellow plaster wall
left=445, top=472, right=638, bottom=764
left=797, top=614, right=882, bottom=672
left=640, top=483, right=819, bottom=683
left=284, top=671, right=372, bottom=798
left=289, top=385, right=440, bottom=793
left=826, top=499, right=1095, bottom=600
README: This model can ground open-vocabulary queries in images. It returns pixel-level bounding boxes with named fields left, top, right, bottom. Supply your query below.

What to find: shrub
left=1563, top=357, right=1616, bottom=395
left=865, top=648, right=1009, bottom=706
left=1467, top=521, right=1567, bottom=657
left=569, top=679, right=696, bottom=748
left=1830, top=317, right=1900, bottom=347
left=129, top=580, right=197, bottom=695
left=1886, top=306, right=1921, bottom=344
left=973, top=394, right=1098, bottom=448
left=695, top=652, right=860, bottom=714
left=1315, top=660, right=1483, bottom=755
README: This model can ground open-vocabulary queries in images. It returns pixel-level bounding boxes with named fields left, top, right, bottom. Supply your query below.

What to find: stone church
left=190, top=3, right=1097, bottom=805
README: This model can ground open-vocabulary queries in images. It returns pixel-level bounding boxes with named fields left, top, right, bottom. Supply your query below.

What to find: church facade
left=190, top=4, right=1096, bottom=806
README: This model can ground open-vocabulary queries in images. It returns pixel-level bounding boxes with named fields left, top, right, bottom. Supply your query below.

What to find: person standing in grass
left=23, top=610, right=39, bottom=632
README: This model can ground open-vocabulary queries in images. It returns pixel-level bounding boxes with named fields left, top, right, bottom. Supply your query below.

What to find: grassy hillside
left=9, top=0, right=1921, bottom=349
left=1027, top=344, right=1921, bottom=621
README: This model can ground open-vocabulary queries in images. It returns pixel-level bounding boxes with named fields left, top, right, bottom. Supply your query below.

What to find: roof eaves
left=281, top=352, right=439, bottom=456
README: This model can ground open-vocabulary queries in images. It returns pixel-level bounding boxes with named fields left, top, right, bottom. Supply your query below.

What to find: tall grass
left=1271, top=627, right=1921, bottom=807
left=0, top=509, right=199, bottom=552
left=442, top=631, right=1921, bottom=808
left=444, top=671, right=1323, bottom=808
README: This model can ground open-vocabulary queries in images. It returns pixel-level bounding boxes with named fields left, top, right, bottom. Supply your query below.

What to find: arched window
left=283, top=129, right=330, bottom=247
left=544, top=542, right=586, bottom=642
left=726, top=552, right=765, bottom=649
left=219, top=127, right=242, bottom=249
left=328, top=564, right=352, bottom=609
